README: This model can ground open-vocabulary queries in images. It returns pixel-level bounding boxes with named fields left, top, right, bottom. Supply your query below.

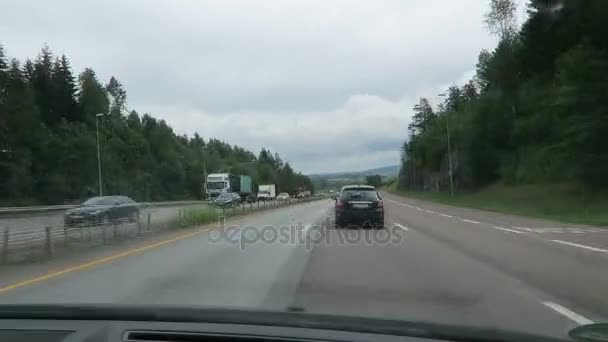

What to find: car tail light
left=376, top=200, right=384, bottom=211
left=335, top=200, right=345, bottom=208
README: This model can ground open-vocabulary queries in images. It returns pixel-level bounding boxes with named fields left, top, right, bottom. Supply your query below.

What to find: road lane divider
left=542, top=301, right=594, bottom=325
left=492, top=226, right=526, bottom=234
left=438, top=213, right=453, bottom=218
left=393, top=223, right=409, bottom=231
left=550, top=240, right=608, bottom=253
left=461, top=219, right=481, bottom=224
left=0, top=229, right=206, bottom=294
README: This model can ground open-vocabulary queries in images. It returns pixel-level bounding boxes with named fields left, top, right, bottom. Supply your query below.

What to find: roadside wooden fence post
left=102, top=225, right=107, bottom=245
left=64, top=226, right=68, bottom=247
left=147, top=212, right=151, bottom=231
left=220, top=208, right=225, bottom=229
left=1, top=227, right=9, bottom=264
left=45, top=226, right=52, bottom=257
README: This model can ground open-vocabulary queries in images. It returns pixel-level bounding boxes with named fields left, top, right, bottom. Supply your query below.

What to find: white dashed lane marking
left=551, top=240, right=608, bottom=253
left=492, top=226, right=527, bottom=234
left=393, top=223, right=409, bottom=231
left=542, top=301, right=594, bottom=325
left=386, top=198, right=606, bottom=235
left=513, top=226, right=607, bottom=234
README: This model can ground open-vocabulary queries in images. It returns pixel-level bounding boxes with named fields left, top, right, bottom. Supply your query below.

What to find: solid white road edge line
left=551, top=240, right=608, bottom=253
left=542, top=301, right=594, bottom=325
left=393, top=223, right=409, bottom=231
left=493, top=226, right=527, bottom=234
left=461, top=219, right=481, bottom=224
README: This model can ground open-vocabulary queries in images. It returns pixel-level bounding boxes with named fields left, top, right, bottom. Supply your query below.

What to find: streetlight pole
left=95, top=113, right=105, bottom=196
left=437, top=94, right=455, bottom=197
left=445, top=115, right=454, bottom=197
left=202, top=146, right=208, bottom=199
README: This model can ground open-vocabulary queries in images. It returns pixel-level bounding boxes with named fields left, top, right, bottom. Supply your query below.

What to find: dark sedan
left=213, top=192, right=241, bottom=208
left=334, top=185, right=384, bottom=229
left=64, top=196, right=140, bottom=227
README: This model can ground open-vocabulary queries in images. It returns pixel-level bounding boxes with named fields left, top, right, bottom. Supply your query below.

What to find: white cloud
left=0, top=0, right=500, bottom=173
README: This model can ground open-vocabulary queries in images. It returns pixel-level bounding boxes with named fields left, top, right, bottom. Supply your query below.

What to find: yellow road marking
left=0, top=230, right=204, bottom=294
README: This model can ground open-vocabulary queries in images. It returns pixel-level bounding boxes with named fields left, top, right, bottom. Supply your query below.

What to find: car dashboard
left=0, top=319, right=437, bottom=342
left=0, top=305, right=571, bottom=342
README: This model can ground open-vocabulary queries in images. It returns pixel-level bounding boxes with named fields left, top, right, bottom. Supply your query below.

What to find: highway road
left=0, top=195, right=606, bottom=339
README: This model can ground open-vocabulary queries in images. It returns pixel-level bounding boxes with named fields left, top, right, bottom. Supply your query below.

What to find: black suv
left=334, top=185, right=384, bottom=229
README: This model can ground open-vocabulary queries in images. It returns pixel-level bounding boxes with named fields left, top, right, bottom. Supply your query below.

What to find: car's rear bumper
left=335, top=209, right=384, bottom=225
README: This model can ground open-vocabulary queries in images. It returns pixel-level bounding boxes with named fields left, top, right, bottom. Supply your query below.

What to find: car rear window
left=341, top=189, right=379, bottom=201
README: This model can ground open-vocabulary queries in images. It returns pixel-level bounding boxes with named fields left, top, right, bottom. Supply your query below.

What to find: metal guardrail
left=0, top=200, right=210, bottom=216
left=0, top=197, right=324, bottom=264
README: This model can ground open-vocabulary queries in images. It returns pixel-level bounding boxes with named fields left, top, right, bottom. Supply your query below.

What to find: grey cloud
left=1, top=0, right=497, bottom=172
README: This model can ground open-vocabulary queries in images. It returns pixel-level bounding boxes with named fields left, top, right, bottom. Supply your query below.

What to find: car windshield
left=82, top=197, right=118, bottom=206
left=207, top=182, right=225, bottom=190
left=1, top=1, right=605, bottom=339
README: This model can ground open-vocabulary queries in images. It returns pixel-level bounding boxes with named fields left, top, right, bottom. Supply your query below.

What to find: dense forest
left=398, top=0, right=608, bottom=193
left=0, top=44, right=312, bottom=206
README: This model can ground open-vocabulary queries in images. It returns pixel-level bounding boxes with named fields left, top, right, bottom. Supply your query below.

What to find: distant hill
left=358, top=165, right=400, bottom=177
left=308, top=165, right=399, bottom=189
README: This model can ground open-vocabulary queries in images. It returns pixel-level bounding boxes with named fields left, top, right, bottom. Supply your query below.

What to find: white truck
left=257, top=184, right=276, bottom=201
left=205, top=173, right=253, bottom=199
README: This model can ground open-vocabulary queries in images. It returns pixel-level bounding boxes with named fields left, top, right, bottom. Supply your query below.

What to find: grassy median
left=387, top=183, right=608, bottom=226
left=175, top=207, right=219, bottom=228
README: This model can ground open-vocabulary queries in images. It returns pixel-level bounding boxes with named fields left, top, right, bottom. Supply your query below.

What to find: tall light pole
left=201, top=145, right=207, bottom=199
left=437, top=94, right=454, bottom=197
left=95, top=113, right=105, bottom=196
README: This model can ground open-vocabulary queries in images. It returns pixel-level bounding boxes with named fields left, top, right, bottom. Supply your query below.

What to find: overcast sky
left=1, top=0, right=506, bottom=174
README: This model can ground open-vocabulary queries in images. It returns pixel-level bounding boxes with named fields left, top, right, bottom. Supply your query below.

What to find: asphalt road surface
left=0, top=196, right=606, bottom=339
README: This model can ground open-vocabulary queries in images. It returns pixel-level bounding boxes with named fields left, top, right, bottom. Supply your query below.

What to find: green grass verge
left=170, top=197, right=329, bottom=229
left=175, top=207, right=219, bottom=228
left=387, top=183, right=608, bottom=226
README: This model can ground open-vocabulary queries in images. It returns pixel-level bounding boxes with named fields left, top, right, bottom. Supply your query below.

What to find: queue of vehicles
left=205, top=173, right=313, bottom=208
left=63, top=174, right=310, bottom=226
